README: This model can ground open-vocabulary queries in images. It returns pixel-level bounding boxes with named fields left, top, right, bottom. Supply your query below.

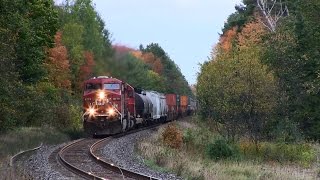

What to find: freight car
left=82, top=76, right=196, bottom=136
left=179, top=95, right=189, bottom=117
left=166, top=94, right=178, bottom=121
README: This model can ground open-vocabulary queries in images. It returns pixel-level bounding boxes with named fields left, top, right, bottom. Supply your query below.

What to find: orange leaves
left=216, top=20, right=267, bottom=54
left=45, top=31, right=71, bottom=89
left=46, top=31, right=97, bottom=91
left=113, top=45, right=164, bottom=75
left=219, top=27, right=238, bottom=52
left=132, top=51, right=164, bottom=75
left=238, top=20, right=266, bottom=48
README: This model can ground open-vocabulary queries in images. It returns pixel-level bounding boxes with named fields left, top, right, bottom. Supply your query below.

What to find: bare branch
left=256, top=0, right=289, bottom=32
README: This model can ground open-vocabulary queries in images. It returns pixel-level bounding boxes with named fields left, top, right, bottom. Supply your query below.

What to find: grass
left=136, top=117, right=320, bottom=180
left=0, top=126, right=74, bottom=179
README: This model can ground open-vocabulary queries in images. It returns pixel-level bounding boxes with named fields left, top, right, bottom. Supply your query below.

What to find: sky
left=90, top=1, right=242, bottom=85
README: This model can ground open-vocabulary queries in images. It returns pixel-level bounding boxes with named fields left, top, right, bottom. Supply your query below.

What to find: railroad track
left=58, top=125, right=160, bottom=180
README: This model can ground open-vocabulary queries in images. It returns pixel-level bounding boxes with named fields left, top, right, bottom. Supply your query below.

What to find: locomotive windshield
left=85, top=83, right=101, bottom=90
left=104, top=83, right=120, bottom=90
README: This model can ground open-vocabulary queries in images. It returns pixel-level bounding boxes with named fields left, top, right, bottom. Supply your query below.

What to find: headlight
left=98, top=91, right=105, bottom=99
left=87, top=107, right=96, bottom=116
left=108, top=108, right=115, bottom=116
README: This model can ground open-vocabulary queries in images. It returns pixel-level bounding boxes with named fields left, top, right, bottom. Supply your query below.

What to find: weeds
left=239, top=140, right=316, bottom=167
left=0, top=127, right=72, bottom=178
left=137, top=119, right=319, bottom=179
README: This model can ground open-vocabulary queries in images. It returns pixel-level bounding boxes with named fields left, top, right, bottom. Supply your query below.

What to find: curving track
left=58, top=138, right=129, bottom=180
left=58, top=126, right=160, bottom=180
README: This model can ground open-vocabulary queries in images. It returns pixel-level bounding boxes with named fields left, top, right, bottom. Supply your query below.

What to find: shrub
left=238, top=140, right=317, bottom=167
left=206, top=139, right=238, bottom=160
left=183, top=128, right=194, bottom=145
left=162, top=124, right=183, bottom=149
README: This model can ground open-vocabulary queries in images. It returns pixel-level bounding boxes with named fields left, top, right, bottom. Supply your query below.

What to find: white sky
left=56, top=0, right=243, bottom=85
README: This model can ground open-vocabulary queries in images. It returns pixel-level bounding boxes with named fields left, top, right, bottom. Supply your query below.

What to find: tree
left=256, top=0, right=289, bottom=32
left=198, top=21, right=279, bottom=146
left=80, top=51, right=95, bottom=85
left=219, top=27, right=238, bottom=52
left=57, top=0, right=114, bottom=90
left=45, top=31, right=71, bottom=90
left=142, top=43, right=193, bottom=96
left=222, top=0, right=255, bottom=33
left=0, top=0, right=58, bottom=83
left=263, top=0, right=320, bottom=140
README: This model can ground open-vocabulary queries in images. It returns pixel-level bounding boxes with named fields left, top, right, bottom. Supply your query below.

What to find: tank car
left=134, top=90, right=153, bottom=125
left=145, top=91, right=168, bottom=122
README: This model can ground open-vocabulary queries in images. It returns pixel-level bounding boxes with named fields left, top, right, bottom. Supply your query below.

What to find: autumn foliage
left=219, top=27, right=238, bottom=52
left=162, top=124, right=183, bottom=149
left=45, top=31, right=71, bottom=89
left=132, top=51, right=163, bottom=75
left=238, top=20, right=266, bottom=47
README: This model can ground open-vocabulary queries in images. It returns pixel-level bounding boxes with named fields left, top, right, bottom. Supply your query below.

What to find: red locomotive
left=83, top=76, right=136, bottom=135
left=82, top=76, right=197, bottom=136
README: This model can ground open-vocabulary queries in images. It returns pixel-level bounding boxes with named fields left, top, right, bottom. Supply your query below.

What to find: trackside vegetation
left=137, top=118, right=319, bottom=179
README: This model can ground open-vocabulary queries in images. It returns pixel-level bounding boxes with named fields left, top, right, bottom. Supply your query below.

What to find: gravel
left=18, top=128, right=182, bottom=179
left=21, top=143, right=84, bottom=180
left=102, top=129, right=182, bottom=180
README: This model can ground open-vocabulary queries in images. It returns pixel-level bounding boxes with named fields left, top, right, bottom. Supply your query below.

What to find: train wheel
left=122, top=118, right=127, bottom=132
left=129, top=119, right=135, bottom=129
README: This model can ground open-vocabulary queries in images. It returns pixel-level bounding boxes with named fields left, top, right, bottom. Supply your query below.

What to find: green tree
left=142, top=43, right=193, bottom=96
left=198, top=21, right=279, bottom=145
left=57, top=0, right=113, bottom=91
left=0, top=0, right=58, bottom=83
left=263, top=0, right=320, bottom=140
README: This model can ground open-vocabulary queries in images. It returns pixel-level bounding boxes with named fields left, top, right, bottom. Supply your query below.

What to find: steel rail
left=10, top=143, right=43, bottom=167
left=58, top=122, right=163, bottom=179
left=90, top=137, right=159, bottom=180
left=58, top=139, right=106, bottom=180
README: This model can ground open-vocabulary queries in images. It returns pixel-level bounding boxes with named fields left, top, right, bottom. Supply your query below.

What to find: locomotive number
left=96, top=100, right=105, bottom=106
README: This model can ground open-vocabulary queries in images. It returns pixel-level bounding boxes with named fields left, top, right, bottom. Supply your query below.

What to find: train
left=82, top=76, right=197, bottom=136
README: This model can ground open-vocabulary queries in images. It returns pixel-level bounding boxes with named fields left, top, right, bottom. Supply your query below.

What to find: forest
left=135, top=1, right=320, bottom=178
left=198, top=0, right=320, bottom=142
left=0, top=0, right=192, bottom=133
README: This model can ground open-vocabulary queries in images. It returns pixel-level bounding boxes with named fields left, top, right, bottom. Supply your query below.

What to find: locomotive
left=82, top=76, right=196, bottom=136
